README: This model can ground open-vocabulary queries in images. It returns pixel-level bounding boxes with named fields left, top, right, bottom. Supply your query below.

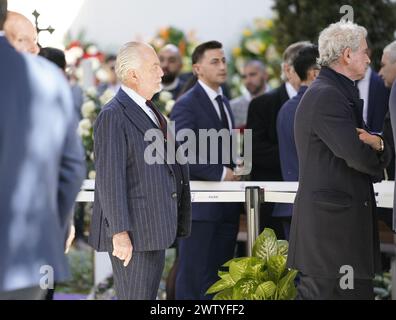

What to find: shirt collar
left=121, top=84, right=147, bottom=107
left=198, top=79, right=224, bottom=101
left=285, top=81, right=298, bottom=99
left=0, top=31, right=5, bottom=37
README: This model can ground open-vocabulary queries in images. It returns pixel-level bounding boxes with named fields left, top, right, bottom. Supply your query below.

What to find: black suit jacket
left=287, top=67, right=392, bottom=278
left=246, top=83, right=289, bottom=181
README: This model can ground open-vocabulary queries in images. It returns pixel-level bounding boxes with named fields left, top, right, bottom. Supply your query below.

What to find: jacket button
left=364, top=201, right=369, bottom=207
left=171, top=192, right=177, bottom=199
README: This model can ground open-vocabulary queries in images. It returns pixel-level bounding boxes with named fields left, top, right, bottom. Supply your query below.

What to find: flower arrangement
left=150, top=26, right=199, bottom=73
left=77, top=87, right=115, bottom=179
left=64, top=32, right=111, bottom=85
left=229, top=18, right=282, bottom=98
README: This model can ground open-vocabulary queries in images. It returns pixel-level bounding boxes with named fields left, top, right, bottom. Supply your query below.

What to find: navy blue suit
left=274, top=86, right=308, bottom=239
left=89, top=88, right=191, bottom=299
left=171, top=82, right=240, bottom=299
left=365, top=70, right=390, bottom=133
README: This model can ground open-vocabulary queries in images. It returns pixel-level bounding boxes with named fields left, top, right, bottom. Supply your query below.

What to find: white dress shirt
left=198, top=80, right=232, bottom=181
left=121, top=85, right=161, bottom=127
left=285, top=81, right=298, bottom=99
left=357, top=67, right=372, bottom=125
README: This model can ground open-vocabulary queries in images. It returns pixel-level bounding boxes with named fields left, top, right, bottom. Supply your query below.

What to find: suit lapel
left=115, top=89, right=173, bottom=171
left=194, top=83, right=233, bottom=130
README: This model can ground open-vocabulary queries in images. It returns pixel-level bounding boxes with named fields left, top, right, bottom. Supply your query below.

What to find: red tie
left=145, top=100, right=167, bottom=137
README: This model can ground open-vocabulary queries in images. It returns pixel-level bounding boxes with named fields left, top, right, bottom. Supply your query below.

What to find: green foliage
left=272, top=0, right=396, bottom=69
left=206, top=228, right=298, bottom=300
left=56, top=248, right=93, bottom=294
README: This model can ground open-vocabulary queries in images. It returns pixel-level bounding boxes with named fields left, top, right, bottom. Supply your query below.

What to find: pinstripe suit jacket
left=88, top=88, right=191, bottom=252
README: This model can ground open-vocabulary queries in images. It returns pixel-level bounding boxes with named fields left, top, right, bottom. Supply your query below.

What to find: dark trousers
left=297, top=273, right=374, bottom=300
left=109, top=250, right=165, bottom=300
left=0, top=286, right=47, bottom=300
left=175, top=220, right=239, bottom=300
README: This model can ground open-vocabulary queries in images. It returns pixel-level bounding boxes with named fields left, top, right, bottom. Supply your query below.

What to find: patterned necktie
left=215, top=95, right=230, bottom=129
left=145, top=100, right=167, bottom=137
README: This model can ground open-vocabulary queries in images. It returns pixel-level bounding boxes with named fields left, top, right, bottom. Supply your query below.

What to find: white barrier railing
left=77, top=180, right=396, bottom=299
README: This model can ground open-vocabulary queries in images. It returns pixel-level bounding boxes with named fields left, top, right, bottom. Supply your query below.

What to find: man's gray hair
left=383, top=40, right=396, bottom=64
left=317, top=21, right=367, bottom=67
left=281, top=41, right=311, bottom=81
left=115, top=42, right=146, bottom=84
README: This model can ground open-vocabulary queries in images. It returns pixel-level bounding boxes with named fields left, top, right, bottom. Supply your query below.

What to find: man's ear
left=192, top=63, right=200, bottom=76
left=128, top=69, right=138, bottom=84
left=343, top=47, right=352, bottom=65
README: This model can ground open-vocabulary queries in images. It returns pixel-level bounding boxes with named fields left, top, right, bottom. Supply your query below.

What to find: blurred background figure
left=97, top=54, right=120, bottom=95
left=4, top=10, right=39, bottom=54
left=0, top=0, right=85, bottom=299
left=246, top=41, right=310, bottom=239
left=230, top=60, right=268, bottom=129
left=158, top=44, right=185, bottom=99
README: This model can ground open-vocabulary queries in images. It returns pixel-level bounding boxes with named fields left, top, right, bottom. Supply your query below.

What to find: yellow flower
left=242, top=28, right=253, bottom=37
left=259, top=42, right=267, bottom=54
left=265, top=19, right=274, bottom=29
left=232, top=47, right=242, bottom=57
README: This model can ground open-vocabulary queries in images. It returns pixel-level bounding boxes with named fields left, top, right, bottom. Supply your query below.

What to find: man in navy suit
left=276, top=45, right=319, bottom=240
left=0, top=0, right=85, bottom=299
left=88, top=42, right=191, bottom=300
left=379, top=40, right=396, bottom=231
left=171, top=41, right=241, bottom=300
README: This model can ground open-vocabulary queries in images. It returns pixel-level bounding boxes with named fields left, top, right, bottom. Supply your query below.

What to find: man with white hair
left=287, top=22, right=392, bottom=299
left=4, top=11, right=39, bottom=55
left=88, top=42, right=191, bottom=299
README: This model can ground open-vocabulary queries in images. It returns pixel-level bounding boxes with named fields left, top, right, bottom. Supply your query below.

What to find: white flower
left=90, top=152, right=95, bottom=161
left=65, top=46, right=84, bottom=65
left=165, top=100, right=175, bottom=114
left=245, top=39, right=261, bottom=55
left=79, top=118, right=92, bottom=131
left=86, top=86, right=97, bottom=97
left=77, top=120, right=91, bottom=137
left=75, top=67, right=83, bottom=81
left=265, top=44, right=280, bottom=62
left=90, top=57, right=101, bottom=71
left=77, top=127, right=91, bottom=137
left=86, top=45, right=98, bottom=56
left=235, top=57, right=246, bottom=74
left=96, top=68, right=109, bottom=83
left=81, top=101, right=96, bottom=118
left=88, top=170, right=96, bottom=179
left=159, top=91, right=173, bottom=103
left=151, top=38, right=165, bottom=49
left=100, top=89, right=115, bottom=105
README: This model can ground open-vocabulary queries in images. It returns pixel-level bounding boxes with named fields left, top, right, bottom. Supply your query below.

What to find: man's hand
left=356, top=128, right=383, bottom=151
left=112, top=231, right=133, bottom=267
left=223, top=167, right=241, bottom=181
left=64, top=224, right=75, bottom=254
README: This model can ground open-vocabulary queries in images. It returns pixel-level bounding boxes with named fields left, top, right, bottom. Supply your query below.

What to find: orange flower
left=159, top=27, right=170, bottom=40
left=179, top=40, right=186, bottom=56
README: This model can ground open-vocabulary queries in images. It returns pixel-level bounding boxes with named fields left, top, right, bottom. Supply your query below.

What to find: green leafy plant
left=206, top=228, right=298, bottom=300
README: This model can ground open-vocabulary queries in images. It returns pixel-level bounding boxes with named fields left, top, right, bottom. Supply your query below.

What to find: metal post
left=245, top=186, right=261, bottom=256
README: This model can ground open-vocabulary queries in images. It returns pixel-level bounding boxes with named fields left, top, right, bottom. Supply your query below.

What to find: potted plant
left=206, top=228, right=298, bottom=300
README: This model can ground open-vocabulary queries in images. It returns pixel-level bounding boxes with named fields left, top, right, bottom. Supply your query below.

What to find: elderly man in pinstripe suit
left=88, top=42, right=191, bottom=300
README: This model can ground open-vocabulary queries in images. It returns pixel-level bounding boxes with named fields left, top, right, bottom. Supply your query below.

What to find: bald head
left=4, top=11, right=39, bottom=55
left=158, top=44, right=183, bottom=84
